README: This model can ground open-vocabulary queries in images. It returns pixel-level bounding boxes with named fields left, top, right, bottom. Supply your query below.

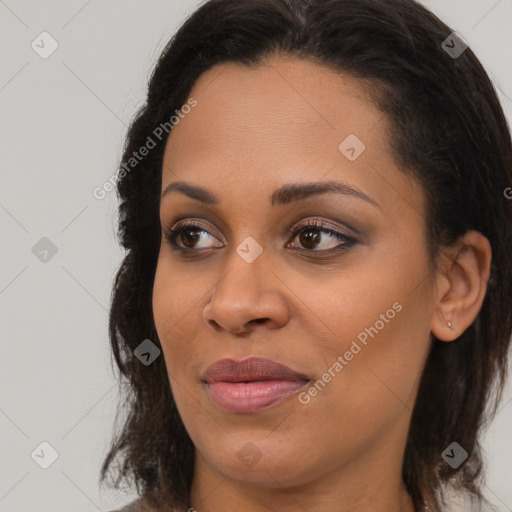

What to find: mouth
left=202, top=357, right=310, bottom=413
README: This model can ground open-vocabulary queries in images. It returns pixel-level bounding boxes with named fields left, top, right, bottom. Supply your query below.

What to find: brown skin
left=152, top=56, right=491, bottom=512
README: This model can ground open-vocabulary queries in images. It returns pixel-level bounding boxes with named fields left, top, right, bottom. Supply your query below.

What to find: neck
left=188, top=452, right=416, bottom=512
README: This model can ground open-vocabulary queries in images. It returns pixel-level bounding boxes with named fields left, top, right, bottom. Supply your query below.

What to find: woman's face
left=153, top=56, right=437, bottom=503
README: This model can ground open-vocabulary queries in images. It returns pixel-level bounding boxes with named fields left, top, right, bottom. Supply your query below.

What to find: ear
left=431, top=230, right=492, bottom=342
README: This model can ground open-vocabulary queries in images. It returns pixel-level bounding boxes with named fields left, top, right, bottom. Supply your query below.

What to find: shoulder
left=105, top=497, right=187, bottom=512
left=105, top=499, right=143, bottom=512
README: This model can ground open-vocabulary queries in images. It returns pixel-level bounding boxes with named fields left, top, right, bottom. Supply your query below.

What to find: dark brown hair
left=99, top=1, right=512, bottom=511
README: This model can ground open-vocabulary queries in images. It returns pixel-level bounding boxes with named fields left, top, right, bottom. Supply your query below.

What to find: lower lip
left=205, top=379, right=308, bottom=413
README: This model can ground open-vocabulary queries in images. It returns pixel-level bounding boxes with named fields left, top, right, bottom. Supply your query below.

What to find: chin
left=195, top=433, right=322, bottom=488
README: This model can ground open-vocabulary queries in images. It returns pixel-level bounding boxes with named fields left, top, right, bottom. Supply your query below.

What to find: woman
left=100, top=0, right=512, bottom=511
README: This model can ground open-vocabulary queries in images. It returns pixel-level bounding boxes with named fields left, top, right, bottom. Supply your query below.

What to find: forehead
left=165, top=56, right=382, bottom=159
left=161, top=55, right=423, bottom=219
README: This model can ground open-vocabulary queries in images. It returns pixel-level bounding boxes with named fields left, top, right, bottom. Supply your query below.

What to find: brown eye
left=164, top=222, right=222, bottom=251
left=287, top=219, right=357, bottom=253
left=178, top=228, right=202, bottom=248
left=163, top=218, right=357, bottom=256
left=297, top=229, right=323, bottom=250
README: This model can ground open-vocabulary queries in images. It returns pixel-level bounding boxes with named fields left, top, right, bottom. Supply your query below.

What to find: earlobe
left=431, top=231, right=492, bottom=342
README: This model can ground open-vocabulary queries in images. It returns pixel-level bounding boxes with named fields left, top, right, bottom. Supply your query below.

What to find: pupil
left=182, top=229, right=200, bottom=247
left=300, top=230, right=320, bottom=249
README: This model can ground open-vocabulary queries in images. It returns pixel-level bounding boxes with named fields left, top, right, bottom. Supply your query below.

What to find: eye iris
left=299, top=229, right=321, bottom=249
left=180, top=229, right=201, bottom=248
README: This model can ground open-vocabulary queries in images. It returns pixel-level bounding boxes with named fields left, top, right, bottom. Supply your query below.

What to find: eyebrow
left=161, top=180, right=380, bottom=209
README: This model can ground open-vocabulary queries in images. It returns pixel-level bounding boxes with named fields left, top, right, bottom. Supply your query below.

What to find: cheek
left=318, top=317, right=429, bottom=438
left=152, top=260, right=204, bottom=371
left=304, top=252, right=432, bottom=418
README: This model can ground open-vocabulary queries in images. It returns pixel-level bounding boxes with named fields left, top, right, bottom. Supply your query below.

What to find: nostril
left=250, top=318, right=268, bottom=326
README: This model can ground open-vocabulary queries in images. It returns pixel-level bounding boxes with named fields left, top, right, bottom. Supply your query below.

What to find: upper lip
left=203, top=357, right=309, bottom=383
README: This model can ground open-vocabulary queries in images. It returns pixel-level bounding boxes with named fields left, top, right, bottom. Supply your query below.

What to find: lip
left=202, top=357, right=310, bottom=413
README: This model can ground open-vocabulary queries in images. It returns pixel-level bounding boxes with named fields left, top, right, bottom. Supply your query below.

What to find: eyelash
left=163, top=218, right=358, bottom=256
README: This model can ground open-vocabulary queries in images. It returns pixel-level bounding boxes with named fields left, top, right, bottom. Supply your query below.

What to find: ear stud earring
left=447, top=320, right=453, bottom=329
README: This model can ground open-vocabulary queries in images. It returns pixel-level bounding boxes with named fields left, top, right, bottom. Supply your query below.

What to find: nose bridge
left=215, top=234, right=268, bottom=303
left=203, top=234, right=289, bottom=333
left=221, top=203, right=268, bottom=274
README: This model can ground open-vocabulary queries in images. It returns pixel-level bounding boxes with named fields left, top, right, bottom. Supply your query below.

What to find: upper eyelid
left=166, top=214, right=229, bottom=239
left=168, top=218, right=220, bottom=238
left=161, top=196, right=368, bottom=237
left=290, top=218, right=354, bottom=236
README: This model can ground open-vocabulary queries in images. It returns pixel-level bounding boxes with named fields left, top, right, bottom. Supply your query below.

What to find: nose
left=202, top=248, right=290, bottom=335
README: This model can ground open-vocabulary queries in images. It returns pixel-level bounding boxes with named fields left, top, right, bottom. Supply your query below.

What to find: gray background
left=1, top=1, right=511, bottom=511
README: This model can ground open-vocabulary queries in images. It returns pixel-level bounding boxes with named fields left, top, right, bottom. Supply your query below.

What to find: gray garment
left=106, top=499, right=145, bottom=512
left=106, top=498, right=188, bottom=512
